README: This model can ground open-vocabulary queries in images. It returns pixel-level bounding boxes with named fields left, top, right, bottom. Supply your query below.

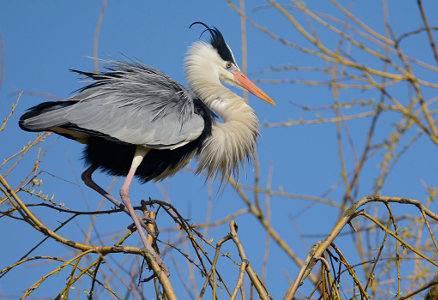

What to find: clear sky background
left=1, top=1, right=438, bottom=299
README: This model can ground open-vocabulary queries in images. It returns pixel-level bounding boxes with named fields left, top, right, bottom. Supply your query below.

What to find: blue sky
left=1, top=1, right=438, bottom=299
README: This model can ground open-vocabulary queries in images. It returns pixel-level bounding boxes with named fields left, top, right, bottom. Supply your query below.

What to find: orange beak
left=232, top=70, right=276, bottom=105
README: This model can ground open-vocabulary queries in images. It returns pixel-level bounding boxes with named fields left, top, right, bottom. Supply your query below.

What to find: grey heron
left=19, top=22, right=275, bottom=264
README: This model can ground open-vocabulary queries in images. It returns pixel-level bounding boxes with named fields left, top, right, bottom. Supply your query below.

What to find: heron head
left=189, top=22, right=276, bottom=105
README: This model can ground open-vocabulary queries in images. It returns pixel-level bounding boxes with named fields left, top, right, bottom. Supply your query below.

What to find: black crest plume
left=189, top=22, right=235, bottom=64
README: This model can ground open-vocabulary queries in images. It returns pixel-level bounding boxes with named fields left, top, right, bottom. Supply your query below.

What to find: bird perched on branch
left=19, top=22, right=275, bottom=264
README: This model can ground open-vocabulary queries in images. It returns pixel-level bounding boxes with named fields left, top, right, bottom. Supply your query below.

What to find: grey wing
left=38, top=62, right=204, bottom=149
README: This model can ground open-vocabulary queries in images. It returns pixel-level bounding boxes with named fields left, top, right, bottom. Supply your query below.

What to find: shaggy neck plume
left=185, top=42, right=259, bottom=179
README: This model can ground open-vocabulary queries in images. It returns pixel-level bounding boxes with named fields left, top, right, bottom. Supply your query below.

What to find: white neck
left=185, top=42, right=259, bottom=179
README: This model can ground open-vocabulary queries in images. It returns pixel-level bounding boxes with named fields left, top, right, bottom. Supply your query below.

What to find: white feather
left=185, top=42, right=259, bottom=179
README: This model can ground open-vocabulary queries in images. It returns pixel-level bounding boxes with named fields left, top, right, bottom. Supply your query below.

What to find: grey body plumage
left=20, top=61, right=216, bottom=181
left=21, top=62, right=205, bottom=150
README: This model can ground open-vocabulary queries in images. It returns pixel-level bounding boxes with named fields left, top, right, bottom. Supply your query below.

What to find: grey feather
left=21, top=61, right=205, bottom=149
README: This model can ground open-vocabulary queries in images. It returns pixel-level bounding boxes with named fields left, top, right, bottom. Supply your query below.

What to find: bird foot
left=127, top=212, right=157, bottom=238
left=130, top=210, right=170, bottom=277
left=139, top=211, right=156, bottom=224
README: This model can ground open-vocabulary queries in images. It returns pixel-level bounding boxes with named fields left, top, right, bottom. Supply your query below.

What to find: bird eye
left=226, top=62, right=232, bottom=69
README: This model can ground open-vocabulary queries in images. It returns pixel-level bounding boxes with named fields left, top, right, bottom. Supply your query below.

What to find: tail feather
left=19, top=101, right=77, bottom=132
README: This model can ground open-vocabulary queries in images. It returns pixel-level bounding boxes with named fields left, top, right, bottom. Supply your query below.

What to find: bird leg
left=82, top=165, right=125, bottom=210
left=81, top=164, right=156, bottom=237
left=120, top=147, right=167, bottom=269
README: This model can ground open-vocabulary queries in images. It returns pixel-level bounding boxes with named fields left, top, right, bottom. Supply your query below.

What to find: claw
left=126, top=213, right=158, bottom=238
